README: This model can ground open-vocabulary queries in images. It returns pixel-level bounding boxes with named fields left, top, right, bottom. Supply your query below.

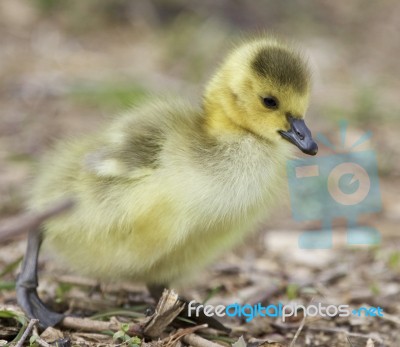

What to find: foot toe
left=16, top=286, right=64, bottom=328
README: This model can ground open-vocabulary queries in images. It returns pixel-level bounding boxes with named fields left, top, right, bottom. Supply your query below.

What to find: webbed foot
left=16, top=280, right=64, bottom=328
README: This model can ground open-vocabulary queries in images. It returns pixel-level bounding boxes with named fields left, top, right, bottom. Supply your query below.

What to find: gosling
left=17, top=37, right=318, bottom=328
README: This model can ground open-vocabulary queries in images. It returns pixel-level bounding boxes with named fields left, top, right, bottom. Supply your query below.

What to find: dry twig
left=15, top=318, right=38, bottom=347
left=143, top=289, right=185, bottom=338
left=289, top=315, right=307, bottom=347
left=0, top=198, right=74, bottom=242
left=32, top=326, right=51, bottom=347
left=182, top=333, right=223, bottom=347
left=61, top=316, right=143, bottom=336
left=163, top=324, right=208, bottom=347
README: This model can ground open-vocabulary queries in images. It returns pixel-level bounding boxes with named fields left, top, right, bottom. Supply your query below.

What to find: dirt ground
left=1, top=1, right=400, bottom=346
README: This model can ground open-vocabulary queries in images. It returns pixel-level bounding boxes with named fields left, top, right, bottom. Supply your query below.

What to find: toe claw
left=16, top=285, right=64, bottom=328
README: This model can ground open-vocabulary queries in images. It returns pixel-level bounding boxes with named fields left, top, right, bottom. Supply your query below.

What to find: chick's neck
left=202, top=90, right=250, bottom=141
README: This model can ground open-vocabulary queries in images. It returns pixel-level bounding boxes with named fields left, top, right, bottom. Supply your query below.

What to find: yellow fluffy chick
left=17, top=37, right=317, bottom=327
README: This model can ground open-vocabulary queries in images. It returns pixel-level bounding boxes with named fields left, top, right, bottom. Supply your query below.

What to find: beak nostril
left=296, top=130, right=304, bottom=140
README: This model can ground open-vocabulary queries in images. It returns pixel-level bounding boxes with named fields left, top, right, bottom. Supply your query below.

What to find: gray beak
left=278, top=116, right=318, bottom=155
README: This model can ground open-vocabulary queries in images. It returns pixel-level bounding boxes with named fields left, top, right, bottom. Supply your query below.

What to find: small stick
left=165, top=324, right=208, bottom=347
left=61, top=316, right=143, bottom=336
left=32, top=326, right=51, bottom=347
left=289, top=315, right=306, bottom=347
left=0, top=198, right=74, bottom=242
left=182, top=333, right=223, bottom=347
left=15, top=318, right=38, bottom=347
left=289, top=296, right=313, bottom=347
left=32, top=336, right=51, bottom=347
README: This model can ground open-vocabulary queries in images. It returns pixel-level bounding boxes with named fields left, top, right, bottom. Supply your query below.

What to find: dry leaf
left=232, top=336, right=247, bottom=347
left=365, top=338, right=375, bottom=347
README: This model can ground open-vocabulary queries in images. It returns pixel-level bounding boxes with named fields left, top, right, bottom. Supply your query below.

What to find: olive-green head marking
left=251, top=45, right=310, bottom=94
left=204, top=38, right=318, bottom=155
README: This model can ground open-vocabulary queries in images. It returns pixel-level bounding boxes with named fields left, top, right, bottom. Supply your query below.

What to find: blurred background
left=1, top=1, right=400, bottom=345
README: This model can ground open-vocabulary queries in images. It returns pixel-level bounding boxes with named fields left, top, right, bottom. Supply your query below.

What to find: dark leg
left=16, top=229, right=64, bottom=328
left=146, top=284, right=231, bottom=333
left=147, top=284, right=166, bottom=301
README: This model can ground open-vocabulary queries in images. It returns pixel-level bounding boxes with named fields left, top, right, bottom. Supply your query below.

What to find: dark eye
left=262, top=96, right=278, bottom=109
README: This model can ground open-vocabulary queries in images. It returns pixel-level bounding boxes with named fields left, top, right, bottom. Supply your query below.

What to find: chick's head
left=204, top=39, right=318, bottom=155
